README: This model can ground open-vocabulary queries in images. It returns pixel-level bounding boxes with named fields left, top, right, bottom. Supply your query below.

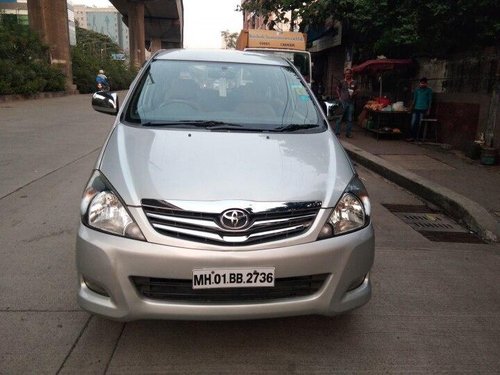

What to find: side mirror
left=322, top=99, right=343, bottom=121
left=92, top=91, right=119, bottom=115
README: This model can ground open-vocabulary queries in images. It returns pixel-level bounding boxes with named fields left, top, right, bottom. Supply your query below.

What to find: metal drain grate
left=416, top=231, right=484, bottom=243
left=382, top=204, right=434, bottom=213
left=383, top=204, right=484, bottom=243
left=394, top=212, right=467, bottom=233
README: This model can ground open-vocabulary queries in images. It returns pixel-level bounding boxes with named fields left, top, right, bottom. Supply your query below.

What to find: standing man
left=407, top=77, right=433, bottom=141
left=335, top=68, right=358, bottom=138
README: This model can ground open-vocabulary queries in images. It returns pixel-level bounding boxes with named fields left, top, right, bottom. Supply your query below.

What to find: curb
left=343, top=141, right=499, bottom=243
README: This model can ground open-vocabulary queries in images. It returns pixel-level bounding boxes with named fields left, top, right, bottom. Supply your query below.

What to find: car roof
left=153, top=49, right=290, bottom=66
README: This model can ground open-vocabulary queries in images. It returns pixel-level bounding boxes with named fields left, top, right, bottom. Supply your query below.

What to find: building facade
left=0, top=0, right=76, bottom=45
left=73, top=5, right=129, bottom=53
left=0, top=0, right=28, bottom=24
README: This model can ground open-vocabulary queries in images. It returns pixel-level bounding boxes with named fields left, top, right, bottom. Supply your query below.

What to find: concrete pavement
left=1, top=93, right=499, bottom=373
left=339, top=126, right=500, bottom=243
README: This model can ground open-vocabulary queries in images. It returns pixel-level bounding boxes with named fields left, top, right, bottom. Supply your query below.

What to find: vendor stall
left=363, top=99, right=409, bottom=139
left=352, top=58, right=414, bottom=139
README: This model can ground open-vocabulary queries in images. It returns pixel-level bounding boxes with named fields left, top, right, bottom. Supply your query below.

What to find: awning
left=352, top=59, right=413, bottom=98
left=351, top=59, right=413, bottom=74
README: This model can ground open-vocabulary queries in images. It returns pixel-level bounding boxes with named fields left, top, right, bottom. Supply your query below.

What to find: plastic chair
left=417, top=118, right=439, bottom=142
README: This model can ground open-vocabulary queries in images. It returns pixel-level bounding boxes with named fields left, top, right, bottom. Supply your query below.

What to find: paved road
left=1, top=94, right=499, bottom=374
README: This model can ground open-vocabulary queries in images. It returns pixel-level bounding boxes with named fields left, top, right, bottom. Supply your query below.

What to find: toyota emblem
left=220, top=209, right=249, bottom=230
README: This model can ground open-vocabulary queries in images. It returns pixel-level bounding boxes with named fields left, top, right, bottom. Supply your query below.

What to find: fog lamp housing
left=83, top=276, right=110, bottom=297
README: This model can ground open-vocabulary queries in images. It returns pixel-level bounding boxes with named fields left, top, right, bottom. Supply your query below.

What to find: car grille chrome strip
left=146, top=212, right=220, bottom=230
left=152, top=223, right=222, bottom=242
left=250, top=213, right=317, bottom=228
left=142, top=199, right=321, bottom=246
left=223, top=224, right=306, bottom=242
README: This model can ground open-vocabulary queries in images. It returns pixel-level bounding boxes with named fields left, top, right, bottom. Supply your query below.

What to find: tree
left=0, top=17, right=65, bottom=94
left=238, top=0, right=318, bottom=32
left=221, top=30, right=239, bottom=49
left=238, top=0, right=500, bottom=59
left=71, top=27, right=136, bottom=93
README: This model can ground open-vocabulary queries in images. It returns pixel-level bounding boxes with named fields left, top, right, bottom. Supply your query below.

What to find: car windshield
left=245, top=49, right=311, bottom=81
left=124, top=60, right=324, bottom=132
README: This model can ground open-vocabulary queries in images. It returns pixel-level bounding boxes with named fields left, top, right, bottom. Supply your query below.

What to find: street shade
left=351, top=58, right=413, bottom=98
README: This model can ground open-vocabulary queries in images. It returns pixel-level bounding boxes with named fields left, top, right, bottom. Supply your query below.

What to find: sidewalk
left=339, top=125, right=500, bottom=242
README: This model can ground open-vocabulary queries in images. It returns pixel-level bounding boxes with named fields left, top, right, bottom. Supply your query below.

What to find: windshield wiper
left=141, top=120, right=244, bottom=129
left=141, top=121, right=185, bottom=127
left=269, top=124, right=320, bottom=132
left=185, top=120, right=244, bottom=129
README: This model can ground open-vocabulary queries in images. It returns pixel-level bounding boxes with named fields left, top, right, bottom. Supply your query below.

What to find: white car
left=78, top=49, right=374, bottom=321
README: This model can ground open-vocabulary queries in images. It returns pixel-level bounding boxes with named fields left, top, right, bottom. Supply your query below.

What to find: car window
left=125, top=60, right=324, bottom=132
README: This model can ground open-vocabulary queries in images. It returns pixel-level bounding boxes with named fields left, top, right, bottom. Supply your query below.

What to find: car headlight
left=318, top=175, right=371, bottom=239
left=80, top=170, right=145, bottom=240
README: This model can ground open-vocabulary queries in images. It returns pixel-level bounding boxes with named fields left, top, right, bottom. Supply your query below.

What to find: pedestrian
left=335, top=68, right=357, bottom=138
left=311, top=79, right=325, bottom=99
left=407, top=77, right=432, bottom=141
left=95, top=69, right=110, bottom=91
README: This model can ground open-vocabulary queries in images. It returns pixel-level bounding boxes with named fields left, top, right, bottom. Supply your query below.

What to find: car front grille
left=130, top=274, right=329, bottom=302
left=142, top=199, right=321, bottom=245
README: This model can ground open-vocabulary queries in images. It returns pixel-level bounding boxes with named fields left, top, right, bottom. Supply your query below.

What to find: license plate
left=192, top=267, right=275, bottom=289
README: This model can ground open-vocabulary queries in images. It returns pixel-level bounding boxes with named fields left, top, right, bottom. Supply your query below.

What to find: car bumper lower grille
left=130, top=274, right=329, bottom=303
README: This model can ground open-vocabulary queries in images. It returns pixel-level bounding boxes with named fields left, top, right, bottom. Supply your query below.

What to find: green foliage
left=0, top=19, right=136, bottom=95
left=238, top=0, right=312, bottom=31
left=221, top=30, right=239, bottom=49
left=0, top=18, right=65, bottom=95
left=71, top=27, right=137, bottom=93
left=239, top=0, right=500, bottom=59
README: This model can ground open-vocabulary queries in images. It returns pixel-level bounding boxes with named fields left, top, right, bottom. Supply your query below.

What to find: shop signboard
left=309, top=21, right=342, bottom=53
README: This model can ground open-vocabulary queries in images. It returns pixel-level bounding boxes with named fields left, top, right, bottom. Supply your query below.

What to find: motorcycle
left=96, top=82, right=110, bottom=92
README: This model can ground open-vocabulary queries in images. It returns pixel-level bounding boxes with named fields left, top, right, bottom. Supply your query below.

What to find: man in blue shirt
left=407, top=77, right=432, bottom=141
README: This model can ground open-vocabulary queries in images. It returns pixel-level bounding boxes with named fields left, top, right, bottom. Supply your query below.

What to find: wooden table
left=365, top=109, right=410, bottom=140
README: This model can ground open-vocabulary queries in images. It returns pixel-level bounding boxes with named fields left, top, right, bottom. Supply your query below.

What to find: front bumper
left=76, top=224, right=374, bottom=321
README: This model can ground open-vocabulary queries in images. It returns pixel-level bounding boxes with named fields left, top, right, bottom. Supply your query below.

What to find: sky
left=75, top=0, right=243, bottom=48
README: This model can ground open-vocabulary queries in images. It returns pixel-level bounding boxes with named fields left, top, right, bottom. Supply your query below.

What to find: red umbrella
left=351, top=59, right=413, bottom=74
left=351, top=59, right=413, bottom=98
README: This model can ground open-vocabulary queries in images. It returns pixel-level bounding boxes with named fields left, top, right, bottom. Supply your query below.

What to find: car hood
left=99, top=124, right=354, bottom=208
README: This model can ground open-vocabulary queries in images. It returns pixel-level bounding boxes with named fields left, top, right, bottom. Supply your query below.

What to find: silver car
left=77, top=49, right=374, bottom=321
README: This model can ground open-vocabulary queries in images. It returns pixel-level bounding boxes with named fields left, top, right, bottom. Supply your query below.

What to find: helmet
left=99, top=69, right=104, bottom=74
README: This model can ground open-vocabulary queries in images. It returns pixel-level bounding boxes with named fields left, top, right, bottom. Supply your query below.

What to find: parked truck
left=236, top=29, right=312, bottom=84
